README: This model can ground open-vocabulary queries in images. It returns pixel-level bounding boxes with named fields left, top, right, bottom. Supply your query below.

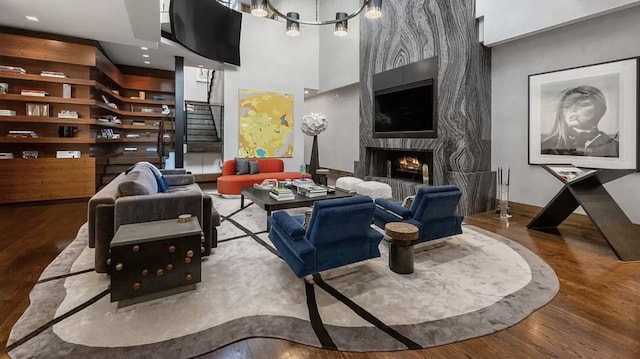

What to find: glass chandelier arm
left=266, top=0, right=367, bottom=25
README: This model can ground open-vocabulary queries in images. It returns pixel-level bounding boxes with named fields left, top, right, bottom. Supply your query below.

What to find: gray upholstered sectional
left=88, top=163, right=220, bottom=273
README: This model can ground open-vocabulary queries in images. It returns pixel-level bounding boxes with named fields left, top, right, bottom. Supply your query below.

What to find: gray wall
left=303, top=84, right=360, bottom=172
left=491, top=5, right=640, bottom=223
left=359, top=0, right=494, bottom=215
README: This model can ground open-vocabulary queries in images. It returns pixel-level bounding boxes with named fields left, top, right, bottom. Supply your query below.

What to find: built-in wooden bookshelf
left=0, top=31, right=175, bottom=203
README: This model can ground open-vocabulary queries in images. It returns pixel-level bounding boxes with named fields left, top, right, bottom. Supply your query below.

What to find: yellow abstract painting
left=238, top=89, right=294, bottom=158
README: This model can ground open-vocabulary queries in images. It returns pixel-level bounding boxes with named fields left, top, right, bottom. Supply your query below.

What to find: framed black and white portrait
left=528, top=57, right=638, bottom=170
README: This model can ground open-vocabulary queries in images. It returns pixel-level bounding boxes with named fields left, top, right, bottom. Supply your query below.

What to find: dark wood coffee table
left=240, top=186, right=353, bottom=230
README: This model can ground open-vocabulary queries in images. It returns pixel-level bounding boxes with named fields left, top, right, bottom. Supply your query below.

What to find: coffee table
left=240, top=186, right=353, bottom=230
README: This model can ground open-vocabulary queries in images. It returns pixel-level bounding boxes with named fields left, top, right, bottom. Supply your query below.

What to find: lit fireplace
left=397, top=156, right=421, bottom=173
left=368, top=148, right=433, bottom=184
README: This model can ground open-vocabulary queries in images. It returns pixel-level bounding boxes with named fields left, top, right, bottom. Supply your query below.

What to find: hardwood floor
left=1, top=200, right=639, bottom=358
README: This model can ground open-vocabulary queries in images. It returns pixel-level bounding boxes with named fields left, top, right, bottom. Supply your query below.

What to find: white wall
left=476, top=0, right=640, bottom=46
left=318, top=0, right=359, bottom=91
left=184, top=66, right=209, bottom=102
left=303, top=83, right=359, bottom=172
left=491, top=6, right=640, bottom=223
left=224, top=14, right=319, bottom=171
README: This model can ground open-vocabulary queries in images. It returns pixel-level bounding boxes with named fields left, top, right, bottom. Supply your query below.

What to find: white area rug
left=7, top=194, right=559, bottom=358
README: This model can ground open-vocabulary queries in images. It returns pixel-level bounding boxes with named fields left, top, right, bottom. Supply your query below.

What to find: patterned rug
left=7, top=194, right=559, bottom=358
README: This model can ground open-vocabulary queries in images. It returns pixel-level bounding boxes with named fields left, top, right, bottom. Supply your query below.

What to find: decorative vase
left=309, top=135, right=320, bottom=183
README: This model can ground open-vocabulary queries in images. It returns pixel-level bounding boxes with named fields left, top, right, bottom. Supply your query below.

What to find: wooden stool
left=385, top=222, right=419, bottom=274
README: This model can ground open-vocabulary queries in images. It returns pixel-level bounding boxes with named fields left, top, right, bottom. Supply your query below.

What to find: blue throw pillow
left=140, top=162, right=168, bottom=192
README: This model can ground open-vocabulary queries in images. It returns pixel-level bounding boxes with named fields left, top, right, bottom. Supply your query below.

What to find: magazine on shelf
left=546, top=164, right=596, bottom=182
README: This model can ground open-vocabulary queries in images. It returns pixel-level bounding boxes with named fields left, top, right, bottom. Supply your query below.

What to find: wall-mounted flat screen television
left=373, top=79, right=436, bottom=138
left=170, top=0, right=242, bottom=66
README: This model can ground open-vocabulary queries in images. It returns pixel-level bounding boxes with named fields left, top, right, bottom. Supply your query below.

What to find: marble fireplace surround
left=356, top=0, right=496, bottom=216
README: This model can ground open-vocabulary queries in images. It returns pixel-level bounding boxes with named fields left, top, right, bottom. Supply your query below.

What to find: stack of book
left=293, top=178, right=315, bottom=187
left=21, top=89, right=49, bottom=97
left=40, top=71, right=67, bottom=78
left=297, top=184, right=328, bottom=198
left=269, top=188, right=295, bottom=201
left=0, top=109, right=16, bottom=116
left=0, top=65, right=26, bottom=74
left=0, top=152, right=14, bottom=159
left=7, top=130, right=38, bottom=138
left=58, top=110, right=78, bottom=118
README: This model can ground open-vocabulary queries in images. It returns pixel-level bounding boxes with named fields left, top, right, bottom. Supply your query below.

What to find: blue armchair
left=373, top=185, right=464, bottom=243
left=268, top=196, right=383, bottom=278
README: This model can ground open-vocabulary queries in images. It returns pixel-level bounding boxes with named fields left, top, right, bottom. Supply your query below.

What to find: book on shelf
left=40, top=71, right=67, bottom=78
left=0, top=65, right=26, bottom=74
left=21, top=89, right=49, bottom=97
left=126, top=134, right=141, bottom=138
left=146, top=147, right=157, bottom=152
left=7, top=130, right=38, bottom=138
left=0, top=152, right=14, bottom=159
left=0, top=110, right=16, bottom=116
left=58, top=110, right=78, bottom=119
left=132, top=120, right=146, bottom=126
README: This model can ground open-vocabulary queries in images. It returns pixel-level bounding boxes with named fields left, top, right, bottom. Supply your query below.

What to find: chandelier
left=250, top=0, right=382, bottom=37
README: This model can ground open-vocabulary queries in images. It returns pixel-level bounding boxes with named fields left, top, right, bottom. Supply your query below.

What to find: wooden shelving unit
left=0, top=31, right=175, bottom=203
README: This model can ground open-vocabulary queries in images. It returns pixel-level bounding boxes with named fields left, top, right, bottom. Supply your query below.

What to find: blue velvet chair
left=268, top=196, right=383, bottom=278
left=373, top=185, right=464, bottom=243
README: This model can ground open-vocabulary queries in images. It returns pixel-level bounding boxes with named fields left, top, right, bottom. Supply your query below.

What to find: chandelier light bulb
left=365, top=0, right=383, bottom=19
left=250, top=0, right=268, bottom=17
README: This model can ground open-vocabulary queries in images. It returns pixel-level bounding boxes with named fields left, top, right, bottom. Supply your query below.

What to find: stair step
left=187, top=142, right=222, bottom=152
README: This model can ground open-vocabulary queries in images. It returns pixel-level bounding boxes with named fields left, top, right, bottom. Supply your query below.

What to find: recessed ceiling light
left=198, top=65, right=203, bottom=68
left=142, top=54, right=149, bottom=58
left=25, top=16, right=39, bottom=22
left=140, top=47, right=148, bottom=50
left=144, top=61, right=150, bottom=64
left=304, top=90, right=309, bottom=94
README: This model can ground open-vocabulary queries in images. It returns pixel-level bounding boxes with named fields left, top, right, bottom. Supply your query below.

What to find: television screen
left=170, top=0, right=242, bottom=66
left=374, top=79, right=435, bottom=138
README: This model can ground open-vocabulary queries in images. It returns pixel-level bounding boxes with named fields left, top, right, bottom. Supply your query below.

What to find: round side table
left=385, top=222, right=419, bottom=274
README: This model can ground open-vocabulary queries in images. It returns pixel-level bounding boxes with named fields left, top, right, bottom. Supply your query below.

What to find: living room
left=1, top=1, right=640, bottom=358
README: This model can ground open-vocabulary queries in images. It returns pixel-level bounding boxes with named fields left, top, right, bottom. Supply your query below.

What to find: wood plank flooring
left=1, top=200, right=639, bottom=359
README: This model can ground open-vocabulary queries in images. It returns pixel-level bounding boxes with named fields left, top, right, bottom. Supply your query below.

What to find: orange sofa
left=217, top=158, right=311, bottom=195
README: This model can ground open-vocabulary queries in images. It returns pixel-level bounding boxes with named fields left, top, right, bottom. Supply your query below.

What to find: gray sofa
left=88, top=162, right=220, bottom=273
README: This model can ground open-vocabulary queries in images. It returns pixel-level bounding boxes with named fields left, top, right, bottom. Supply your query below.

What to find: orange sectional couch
left=217, top=158, right=311, bottom=195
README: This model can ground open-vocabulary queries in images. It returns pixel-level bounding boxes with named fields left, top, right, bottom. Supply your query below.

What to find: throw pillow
left=139, top=161, right=168, bottom=192
left=235, top=157, right=250, bottom=175
left=249, top=160, right=260, bottom=174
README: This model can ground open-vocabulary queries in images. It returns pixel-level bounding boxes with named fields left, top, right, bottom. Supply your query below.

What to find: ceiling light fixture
left=141, top=46, right=148, bottom=50
left=286, top=12, right=300, bottom=37
left=250, top=0, right=268, bottom=17
left=251, top=0, right=382, bottom=37
left=142, top=54, right=149, bottom=58
left=25, top=16, right=39, bottom=22
left=198, top=65, right=204, bottom=68
left=334, top=12, right=348, bottom=37
left=144, top=61, right=150, bottom=64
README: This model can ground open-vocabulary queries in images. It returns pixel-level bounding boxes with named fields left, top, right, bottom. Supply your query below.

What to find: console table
left=528, top=165, right=640, bottom=261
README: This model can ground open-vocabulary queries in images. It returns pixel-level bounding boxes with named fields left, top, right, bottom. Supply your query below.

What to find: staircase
left=186, top=101, right=223, bottom=152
